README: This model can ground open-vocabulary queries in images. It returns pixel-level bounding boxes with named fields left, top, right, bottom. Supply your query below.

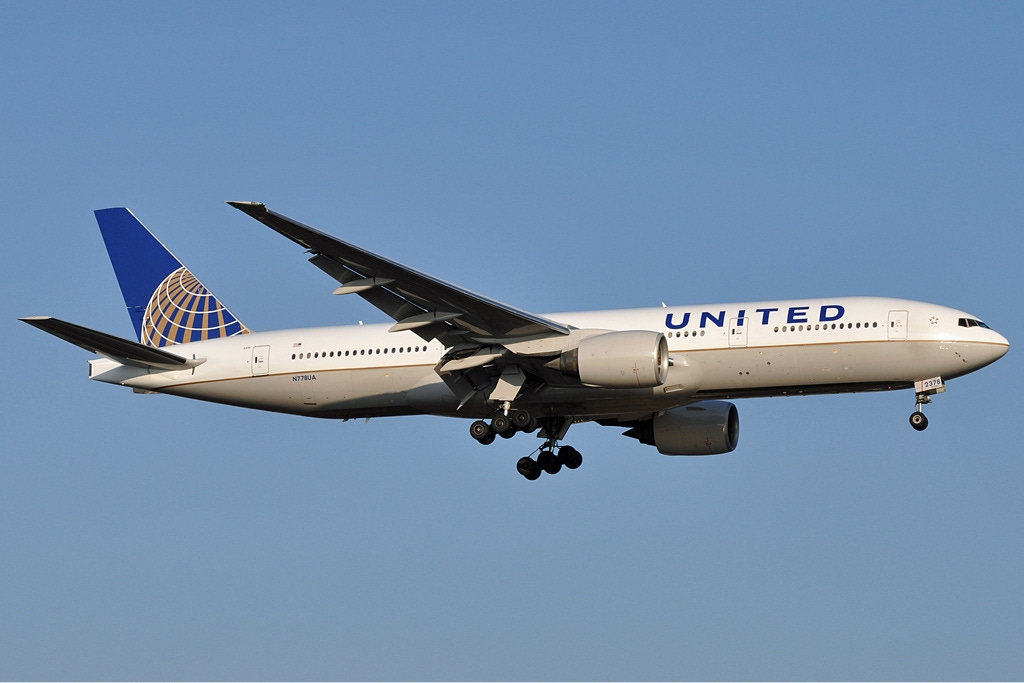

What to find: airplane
left=22, top=203, right=1010, bottom=480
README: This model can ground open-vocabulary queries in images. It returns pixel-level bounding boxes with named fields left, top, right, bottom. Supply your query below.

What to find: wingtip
left=227, top=201, right=265, bottom=208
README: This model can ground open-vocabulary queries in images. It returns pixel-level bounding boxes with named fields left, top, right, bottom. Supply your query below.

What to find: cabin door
left=887, top=311, right=909, bottom=340
left=729, top=318, right=748, bottom=347
left=251, top=345, right=270, bottom=376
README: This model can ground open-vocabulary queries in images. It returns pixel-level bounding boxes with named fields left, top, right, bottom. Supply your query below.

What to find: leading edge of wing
left=20, top=316, right=203, bottom=370
left=228, top=202, right=570, bottom=340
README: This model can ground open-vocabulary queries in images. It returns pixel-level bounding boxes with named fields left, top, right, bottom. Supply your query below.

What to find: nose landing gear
left=909, top=377, right=945, bottom=432
left=909, top=407, right=929, bottom=431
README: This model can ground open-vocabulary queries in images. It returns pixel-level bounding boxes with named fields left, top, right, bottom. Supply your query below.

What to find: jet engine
left=555, top=330, right=669, bottom=388
left=624, top=401, right=739, bottom=455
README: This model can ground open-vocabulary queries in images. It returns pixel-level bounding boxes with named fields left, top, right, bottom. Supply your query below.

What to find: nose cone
left=990, top=330, right=1010, bottom=361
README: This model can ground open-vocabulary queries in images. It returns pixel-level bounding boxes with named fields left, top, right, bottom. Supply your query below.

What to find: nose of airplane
left=989, top=330, right=1010, bottom=362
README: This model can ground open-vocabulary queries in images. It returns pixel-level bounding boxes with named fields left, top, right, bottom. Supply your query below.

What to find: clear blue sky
left=3, top=2, right=1022, bottom=680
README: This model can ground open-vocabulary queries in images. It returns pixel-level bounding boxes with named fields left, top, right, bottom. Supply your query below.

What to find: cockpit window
left=959, top=317, right=990, bottom=329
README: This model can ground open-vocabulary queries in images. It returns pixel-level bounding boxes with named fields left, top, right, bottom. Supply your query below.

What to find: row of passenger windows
left=668, top=321, right=880, bottom=338
left=291, top=346, right=429, bottom=360
left=775, top=322, right=879, bottom=332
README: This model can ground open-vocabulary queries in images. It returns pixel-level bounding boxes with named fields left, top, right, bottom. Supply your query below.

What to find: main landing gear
left=470, top=412, right=584, bottom=480
left=469, top=409, right=535, bottom=445
left=517, top=445, right=582, bottom=480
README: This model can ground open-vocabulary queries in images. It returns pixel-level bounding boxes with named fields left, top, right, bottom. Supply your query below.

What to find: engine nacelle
left=625, top=401, right=739, bottom=455
left=557, top=330, right=669, bottom=388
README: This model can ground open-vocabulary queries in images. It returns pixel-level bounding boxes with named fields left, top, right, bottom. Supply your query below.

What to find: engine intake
left=557, top=330, right=669, bottom=388
left=624, top=401, right=739, bottom=455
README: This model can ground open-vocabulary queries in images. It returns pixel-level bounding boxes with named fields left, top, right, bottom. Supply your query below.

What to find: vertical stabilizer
left=94, top=208, right=249, bottom=347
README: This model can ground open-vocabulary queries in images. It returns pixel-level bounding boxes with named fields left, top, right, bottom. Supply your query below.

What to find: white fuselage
left=88, top=297, right=1010, bottom=421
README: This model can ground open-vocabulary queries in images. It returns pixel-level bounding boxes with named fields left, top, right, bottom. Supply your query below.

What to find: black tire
left=511, top=409, right=532, bottom=430
left=910, top=411, right=929, bottom=431
left=538, top=449, right=562, bottom=475
left=517, top=456, right=541, bottom=480
left=492, top=414, right=512, bottom=435
left=559, top=445, right=583, bottom=470
left=470, top=420, right=492, bottom=441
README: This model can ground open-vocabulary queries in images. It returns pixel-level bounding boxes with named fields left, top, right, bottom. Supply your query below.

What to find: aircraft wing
left=20, top=316, right=204, bottom=370
left=228, top=202, right=570, bottom=345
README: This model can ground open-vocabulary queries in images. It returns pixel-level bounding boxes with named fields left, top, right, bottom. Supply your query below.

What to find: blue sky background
left=2, top=2, right=1022, bottom=680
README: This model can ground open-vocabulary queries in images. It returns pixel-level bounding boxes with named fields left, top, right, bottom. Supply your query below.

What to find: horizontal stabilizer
left=20, top=316, right=205, bottom=370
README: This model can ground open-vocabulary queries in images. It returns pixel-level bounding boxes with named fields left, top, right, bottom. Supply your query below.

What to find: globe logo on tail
left=142, top=266, right=249, bottom=347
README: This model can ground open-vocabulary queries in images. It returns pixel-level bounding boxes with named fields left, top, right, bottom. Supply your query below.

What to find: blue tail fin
left=94, top=208, right=250, bottom=347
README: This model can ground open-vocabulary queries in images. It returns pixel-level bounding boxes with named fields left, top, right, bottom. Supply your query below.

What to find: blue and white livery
left=23, top=203, right=1010, bottom=480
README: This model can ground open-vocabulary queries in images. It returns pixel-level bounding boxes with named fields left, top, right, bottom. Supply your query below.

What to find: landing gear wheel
left=492, top=414, right=512, bottom=435
left=511, top=409, right=533, bottom=431
left=559, top=445, right=583, bottom=470
left=517, top=456, right=541, bottom=481
left=537, top=449, right=562, bottom=475
left=470, top=420, right=493, bottom=442
left=910, top=411, right=929, bottom=431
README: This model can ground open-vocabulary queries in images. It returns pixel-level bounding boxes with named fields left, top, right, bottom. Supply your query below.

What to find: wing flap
left=21, top=316, right=204, bottom=370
